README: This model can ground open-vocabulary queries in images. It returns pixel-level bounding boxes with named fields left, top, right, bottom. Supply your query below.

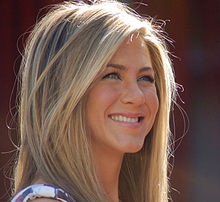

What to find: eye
left=102, top=72, right=121, bottom=80
left=138, top=75, right=155, bottom=83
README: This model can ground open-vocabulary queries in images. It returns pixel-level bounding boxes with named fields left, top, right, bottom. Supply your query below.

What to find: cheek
left=144, top=87, right=159, bottom=114
left=87, top=84, right=119, bottom=116
left=86, top=84, right=119, bottom=138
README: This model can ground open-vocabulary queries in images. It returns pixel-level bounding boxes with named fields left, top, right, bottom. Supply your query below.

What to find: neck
left=92, top=144, right=124, bottom=202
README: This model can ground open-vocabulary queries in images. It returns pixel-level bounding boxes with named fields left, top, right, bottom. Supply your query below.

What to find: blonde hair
left=13, top=1, right=176, bottom=201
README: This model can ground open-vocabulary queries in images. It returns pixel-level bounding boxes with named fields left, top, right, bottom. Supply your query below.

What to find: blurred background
left=0, top=0, right=219, bottom=201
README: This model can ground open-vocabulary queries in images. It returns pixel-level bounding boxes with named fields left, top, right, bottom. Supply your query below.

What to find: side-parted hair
left=13, top=1, right=176, bottom=201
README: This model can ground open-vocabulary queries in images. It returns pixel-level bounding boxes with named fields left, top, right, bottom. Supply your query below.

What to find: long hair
left=13, top=1, right=176, bottom=201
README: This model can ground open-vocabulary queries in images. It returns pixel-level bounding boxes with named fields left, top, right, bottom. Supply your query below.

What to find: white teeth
left=110, top=115, right=139, bottom=123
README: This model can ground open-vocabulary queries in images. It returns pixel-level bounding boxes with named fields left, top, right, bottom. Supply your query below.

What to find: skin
left=86, top=36, right=159, bottom=202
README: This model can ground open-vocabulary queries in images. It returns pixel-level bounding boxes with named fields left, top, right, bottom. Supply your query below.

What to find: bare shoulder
left=31, top=198, right=60, bottom=202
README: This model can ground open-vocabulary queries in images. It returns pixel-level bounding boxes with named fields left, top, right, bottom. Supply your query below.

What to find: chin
left=120, top=142, right=144, bottom=153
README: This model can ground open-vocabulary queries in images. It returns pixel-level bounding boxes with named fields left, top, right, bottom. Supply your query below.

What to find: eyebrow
left=106, top=63, right=153, bottom=73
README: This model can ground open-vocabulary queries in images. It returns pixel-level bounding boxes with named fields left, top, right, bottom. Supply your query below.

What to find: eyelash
left=102, top=72, right=155, bottom=83
left=137, top=75, right=155, bottom=83
left=102, top=72, right=121, bottom=80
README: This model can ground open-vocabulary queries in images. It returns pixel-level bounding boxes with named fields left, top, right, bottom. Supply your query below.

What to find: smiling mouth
left=109, top=115, right=143, bottom=123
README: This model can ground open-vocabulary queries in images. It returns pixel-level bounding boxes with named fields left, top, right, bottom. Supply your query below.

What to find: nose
left=120, top=82, right=145, bottom=106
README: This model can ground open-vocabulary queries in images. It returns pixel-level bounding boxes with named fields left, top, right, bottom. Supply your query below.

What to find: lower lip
left=109, top=117, right=142, bottom=128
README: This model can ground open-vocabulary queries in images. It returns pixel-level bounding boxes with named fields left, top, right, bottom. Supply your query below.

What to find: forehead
left=108, top=36, right=152, bottom=69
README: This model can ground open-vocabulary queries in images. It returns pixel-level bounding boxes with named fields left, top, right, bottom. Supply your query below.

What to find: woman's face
left=86, top=36, right=159, bottom=154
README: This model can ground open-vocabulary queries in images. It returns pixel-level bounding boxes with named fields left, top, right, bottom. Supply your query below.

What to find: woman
left=12, top=0, right=176, bottom=201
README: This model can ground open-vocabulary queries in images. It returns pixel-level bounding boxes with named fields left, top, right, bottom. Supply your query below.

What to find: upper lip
left=108, top=112, right=145, bottom=119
